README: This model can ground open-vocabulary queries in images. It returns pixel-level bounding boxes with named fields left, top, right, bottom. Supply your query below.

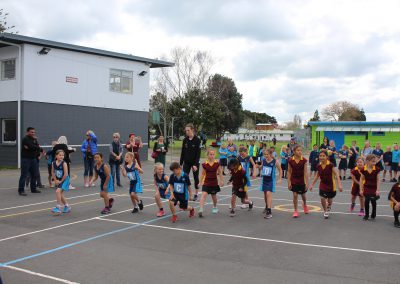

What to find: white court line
left=0, top=183, right=155, bottom=212
left=96, top=218, right=400, bottom=257
left=2, top=265, right=79, bottom=284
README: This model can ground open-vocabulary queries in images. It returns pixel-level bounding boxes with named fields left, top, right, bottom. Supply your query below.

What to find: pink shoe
left=350, top=203, right=355, bottom=213
left=292, top=211, right=299, bottom=218
left=358, top=209, right=365, bottom=216
left=303, top=205, right=309, bottom=214
left=156, top=210, right=165, bottom=217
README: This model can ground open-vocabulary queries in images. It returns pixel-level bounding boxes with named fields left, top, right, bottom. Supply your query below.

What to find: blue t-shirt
left=219, top=147, right=228, bottom=159
left=169, top=172, right=191, bottom=200
left=227, top=149, right=237, bottom=159
left=393, top=150, right=400, bottom=163
left=280, top=152, right=288, bottom=165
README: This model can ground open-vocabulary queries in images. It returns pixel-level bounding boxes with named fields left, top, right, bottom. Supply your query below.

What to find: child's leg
left=231, top=194, right=237, bottom=209
left=359, top=196, right=365, bottom=210
left=371, top=198, right=377, bottom=217
left=100, top=191, right=110, bottom=207
left=130, top=193, right=139, bottom=207
left=263, top=191, right=268, bottom=208
left=211, top=194, right=218, bottom=207
left=199, top=192, right=208, bottom=210
left=351, top=195, right=356, bottom=204
left=327, top=198, right=333, bottom=209
left=169, top=200, right=176, bottom=215
left=389, top=170, right=393, bottom=180
left=154, top=192, right=163, bottom=209
left=60, top=193, right=67, bottom=206
left=301, top=192, right=307, bottom=206
left=293, top=192, right=299, bottom=212
left=383, top=170, right=386, bottom=180
left=266, top=191, right=273, bottom=209
left=55, top=188, right=62, bottom=205
left=320, top=197, right=327, bottom=211
left=364, top=197, right=370, bottom=218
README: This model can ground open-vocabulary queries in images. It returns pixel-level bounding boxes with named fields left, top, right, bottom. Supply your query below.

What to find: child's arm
left=390, top=191, right=400, bottom=210
left=333, top=167, right=343, bottom=192
left=309, top=172, right=319, bottom=191
left=351, top=173, right=360, bottom=185
left=61, top=162, right=68, bottom=183
left=199, top=167, right=206, bottom=187
left=120, top=165, right=127, bottom=177
left=51, top=164, right=57, bottom=186
left=359, top=174, right=365, bottom=196
left=135, top=161, right=144, bottom=174
left=376, top=172, right=381, bottom=196
left=166, top=184, right=173, bottom=200
left=249, top=157, right=256, bottom=177
left=90, top=169, right=99, bottom=184
left=304, top=163, right=309, bottom=188
left=276, top=161, right=282, bottom=184
left=287, top=164, right=292, bottom=189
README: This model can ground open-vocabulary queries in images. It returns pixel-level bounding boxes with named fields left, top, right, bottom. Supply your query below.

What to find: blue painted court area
left=0, top=161, right=399, bottom=284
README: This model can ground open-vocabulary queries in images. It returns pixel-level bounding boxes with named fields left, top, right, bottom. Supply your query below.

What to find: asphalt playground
left=0, top=156, right=399, bottom=284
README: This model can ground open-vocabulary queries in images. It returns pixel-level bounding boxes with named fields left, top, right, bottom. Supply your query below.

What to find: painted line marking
left=96, top=217, right=400, bottom=257
left=2, top=265, right=79, bottom=284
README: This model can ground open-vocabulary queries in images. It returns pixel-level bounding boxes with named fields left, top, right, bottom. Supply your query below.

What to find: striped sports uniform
left=317, top=161, right=337, bottom=199
left=154, top=173, right=170, bottom=199
left=125, top=163, right=143, bottom=194
left=201, top=160, right=221, bottom=195
left=260, top=158, right=277, bottom=193
left=351, top=167, right=362, bottom=196
left=288, top=156, right=308, bottom=194
left=53, top=160, right=70, bottom=191
left=95, top=163, right=114, bottom=193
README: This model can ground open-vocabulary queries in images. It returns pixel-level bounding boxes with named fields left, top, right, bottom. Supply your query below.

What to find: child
left=90, top=153, right=115, bottom=214
left=270, top=146, right=278, bottom=160
left=382, top=146, right=392, bottom=182
left=360, top=154, right=381, bottom=221
left=327, top=140, right=338, bottom=167
left=391, top=144, right=399, bottom=182
left=256, top=142, right=265, bottom=177
left=247, top=139, right=259, bottom=176
left=121, top=152, right=144, bottom=214
left=198, top=149, right=224, bottom=217
left=153, top=162, right=170, bottom=217
left=280, top=145, right=289, bottom=179
left=46, top=141, right=57, bottom=188
left=308, top=144, right=319, bottom=179
left=51, top=150, right=71, bottom=215
left=259, top=149, right=282, bottom=219
left=219, top=143, right=228, bottom=175
left=349, top=158, right=365, bottom=216
left=338, top=145, right=349, bottom=180
left=227, top=145, right=237, bottom=161
left=238, top=146, right=256, bottom=209
left=309, top=150, right=343, bottom=219
left=372, top=142, right=384, bottom=171
left=287, top=145, right=309, bottom=218
left=166, top=162, right=195, bottom=223
left=227, top=158, right=253, bottom=217
left=388, top=182, right=400, bottom=227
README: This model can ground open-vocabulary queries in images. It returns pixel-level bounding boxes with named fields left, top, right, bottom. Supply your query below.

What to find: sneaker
left=230, top=209, right=236, bottom=217
left=229, top=204, right=232, bottom=209
left=241, top=204, right=248, bottom=209
left=156, top=210, right=165, bottom=217
left=131, top=208, right=139, bottom=214
left=358, top=209, right=365, bottom=216
left=69, top=185, right=76, bottom=190
left=264, top=212, right=272, bottom=219
left=101, top=208, right=110, bottom=214
left=323, top=211, right=329, bottom=219
left=62, top=205, right=71, bottom=213
left=248, top=202, right=253, bottom=210
left=363, top=215, right=369, bottom=221
left=189, top=208, right=195, bottom=218
left=109, top=198, right=114, bottom=209
left=262, top=208, right=268, bottom=214
left=347, top=176, right=352, bottom=180
left=192, top=195, right=198, bottom=202
left=84, top=183, right=89, bottom=188
left=292, top=211, right=299, bottom=218
left=212, top=207, right=219, bottom=214
left=371, top=212, right=376, bottom=219
left=198, top=208, right=203, bottom=218
left=303, top=205, right=309, bottom=214
left=51, top=207, right=61, bottom=215
left=391, top=178, right=397, bottom=183
left=90, top=183, right=96, bottom=187
left=138, top=200, right=144, bottom=211
left=394, top=221, right=400, bottom=228
left=350, top=203, right=355, bottom=212
left=172, top=215, right=177, bottom=223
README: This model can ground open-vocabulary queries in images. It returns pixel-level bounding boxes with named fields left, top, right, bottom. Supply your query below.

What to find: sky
left=2, top=0, right=400, bottom=124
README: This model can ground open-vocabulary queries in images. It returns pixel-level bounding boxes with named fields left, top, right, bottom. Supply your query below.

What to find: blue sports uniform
left=155, top=173, right=170, bottom=199
left=95, top=163, right=115, bottom=193
left=169, top=172, right=191, bottom=209
left=53, top=160, right=70, bottom=191
left=238, top=155, right=252, bottom=186
left=125, top=163, right=143, bottom=194
left=260, top=158, right=276, bottom=192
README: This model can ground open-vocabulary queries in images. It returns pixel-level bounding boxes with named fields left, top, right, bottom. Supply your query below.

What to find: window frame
left=2, top=118, right=17, bottom=144
left=109, top=68, right=133, bottom=94
left=1, top=58, right=16, bottom=81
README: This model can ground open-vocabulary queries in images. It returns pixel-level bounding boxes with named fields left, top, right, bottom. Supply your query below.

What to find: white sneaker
left=323, top=211, right=329, bottom=219
left=84, top=183, right=89, bottom=188
left=241, top=204, right=248, bottom=209
left=69, top=185, right=76, bottom=190
left=90, top=183, right=96, bottom=187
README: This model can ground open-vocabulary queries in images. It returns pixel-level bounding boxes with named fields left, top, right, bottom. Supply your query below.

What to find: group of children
left=49, top=143, right=400, bottom=228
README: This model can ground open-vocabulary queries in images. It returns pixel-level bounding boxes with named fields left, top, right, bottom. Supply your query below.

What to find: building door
left=324, top=131, right=345, bottom=148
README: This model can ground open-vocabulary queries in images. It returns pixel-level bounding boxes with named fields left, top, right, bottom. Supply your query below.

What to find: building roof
left=308, top=121, right=400, bottom=132
left=0, top=33, right=174, bottom=68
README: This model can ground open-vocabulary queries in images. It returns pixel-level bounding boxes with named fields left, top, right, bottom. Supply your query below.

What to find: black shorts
left=291, top=184, right=307, bottom=194
left=232, top=186, right=246, bottom=199
left=319, top=190, right=336, bottom=199
left=310, top=163, right=318, bottom=172
left=219, top=158, right=227, bottom=167
left=281, top=163, right=287, bottom=171
left=202, top=185, right=220, bottom=195
left=171, top=195, right=188, bottom=209
left=338, top=159, right=348, bottom=170
left=47, top=164, right=52, bottom=176
left=391, top=162, right=399, bottom=172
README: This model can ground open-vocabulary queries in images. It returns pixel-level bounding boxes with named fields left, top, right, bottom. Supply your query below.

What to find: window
left=372, top=131, right=385, bottom=136
left=280, top=134, right=283, bottom=137
left=2, top=119, right=16, bottom=143
left=1, top=59, right=16, bottom=80
left=109, top=69, right=133, bottom=94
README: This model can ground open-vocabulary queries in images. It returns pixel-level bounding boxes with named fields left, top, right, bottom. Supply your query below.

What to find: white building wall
left=0, top=46, right=19, bottom=102
left=21, top=44, right=150, bottom=111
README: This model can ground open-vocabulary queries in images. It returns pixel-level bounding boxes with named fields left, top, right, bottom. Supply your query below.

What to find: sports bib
left=127, top=172, right=136, bottom=181
left=157, top=183, right=166, bottom=190
left=262, top=166, right=272, bottom=177
left=174, top=183, right=185, bottom=194
left=56, top=170, right=63, bottom=179
left=241, top=162, right=246, bottom=169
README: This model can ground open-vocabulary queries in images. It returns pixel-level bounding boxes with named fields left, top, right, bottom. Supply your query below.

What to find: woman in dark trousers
left=153, top=135, right=168, bottom=166
left=180, top=123, right=202, bottom=201
left=109, top=132, right=123, bottom=187
left=53, top=136, right=76, bottom=189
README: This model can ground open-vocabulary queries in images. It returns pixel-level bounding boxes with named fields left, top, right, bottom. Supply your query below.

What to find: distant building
left=255, top=123, right=275, bottom=131
left=222, top=128, right=294, bottom=142
left=0, top=33, right=174, bottom=167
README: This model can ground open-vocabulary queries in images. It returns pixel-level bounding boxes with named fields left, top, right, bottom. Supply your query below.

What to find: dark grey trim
left=0, top=33, right=174, bottom=68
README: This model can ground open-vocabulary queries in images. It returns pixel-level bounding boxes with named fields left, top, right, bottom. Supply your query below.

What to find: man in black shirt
left=180, top=123, right=201, bottom=201
left=18, top=127, right=42, bottom=196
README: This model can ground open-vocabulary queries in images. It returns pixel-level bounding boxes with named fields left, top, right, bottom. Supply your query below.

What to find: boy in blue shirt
left=166, top=162, right=195, bottom=223
left=392, top=144, right=400, bottom=182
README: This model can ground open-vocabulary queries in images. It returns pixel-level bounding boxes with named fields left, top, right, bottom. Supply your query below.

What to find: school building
left=0, top=33, right=173, bottom=167
left=308, top=121, right=400, bottom=149
left=222, top=127, right=294, bottom=142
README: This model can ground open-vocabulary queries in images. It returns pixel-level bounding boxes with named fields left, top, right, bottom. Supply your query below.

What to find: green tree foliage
left=0, top=9, right=15, bottom=33
left=309, top=109, right=320, bottom=122
left=242, top=110, right=277, bottom=124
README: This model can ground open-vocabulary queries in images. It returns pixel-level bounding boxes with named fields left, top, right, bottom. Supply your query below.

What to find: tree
left=322, top=101, right=365, bottom=121
left=242, top=110, right=277, bottom=125
left=309, top=109, right=320, bottom=122
left=0, top=9, right=16, bottom=33
left=282, top=114, right=302, bottom=130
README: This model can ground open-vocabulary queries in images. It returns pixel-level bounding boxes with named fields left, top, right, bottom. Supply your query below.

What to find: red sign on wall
left=66, top=76, right=78, bottom=84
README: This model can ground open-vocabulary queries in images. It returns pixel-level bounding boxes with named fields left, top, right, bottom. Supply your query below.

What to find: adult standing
left=227, top=137, right=237, bottom=152
left=125, top=133, right=143, bottom=167
left=153, top=135, right=168, bottom=166
left=272, top=136, right=277, bottom=146
left=18, top=127, right=42, bottom=196
left=180, top=123, right=201, bottom=201
left=361, top=141, right=373, bottom=160
left=52, top=136, right=76, bottom=189
left=109, top=133, right=123, bottom=187
left=81, top=130, right=97, bottom=187
left=287, top=137, right=298, bottom=156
